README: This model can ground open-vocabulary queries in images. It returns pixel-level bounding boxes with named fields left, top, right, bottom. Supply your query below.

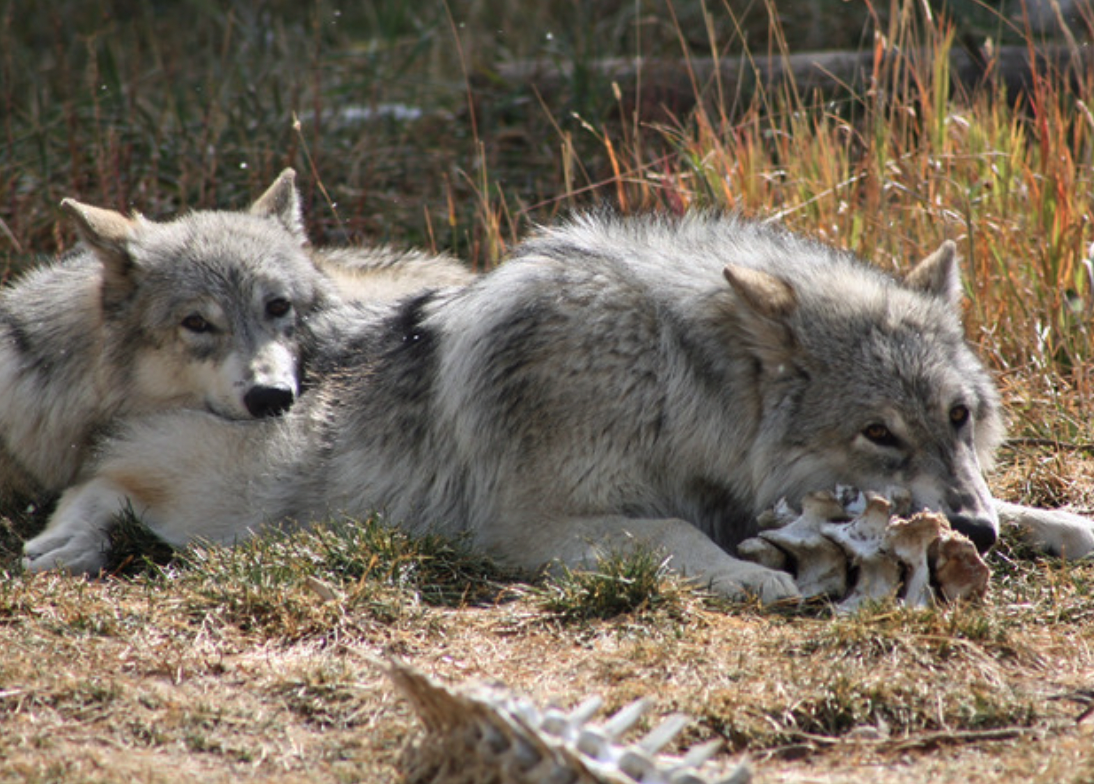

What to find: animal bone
left=822, top=494, right=904, bottom=612
left=738, top=497, right=805, bottom=571
left=383, top=657, right=751, bottom=784
left=931, top=524, right=992, bottom=602
left=734, top=537, right=788, bottom=572
left=756, top=491, right=849, bottom=599
left=754, top=498, right=800, bottom=531
left=739, top=487, right=991, bottom=610
left=884, top=511, right=946, bottom=608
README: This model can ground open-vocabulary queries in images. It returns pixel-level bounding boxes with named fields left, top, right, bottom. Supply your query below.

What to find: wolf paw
left=998, top=502, right=1094, bottom=559
left=23, top=528, right=110, bottom=575
left=709, top=560, right=801, bottom=604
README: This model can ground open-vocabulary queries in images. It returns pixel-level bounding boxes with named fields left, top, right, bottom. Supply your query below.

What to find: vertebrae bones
left=738, top=486, right=990, bottom=611
left=384, top=658, right=751, bottom=784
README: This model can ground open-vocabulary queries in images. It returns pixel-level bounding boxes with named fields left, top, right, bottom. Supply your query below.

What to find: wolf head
left=723, top=240, right=1005, bottom=552
left=60, top=169, right=335, bottom=420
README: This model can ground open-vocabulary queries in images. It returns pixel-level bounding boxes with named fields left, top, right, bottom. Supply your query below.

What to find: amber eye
left=181, top=314, right=212, bottom=333
left=266, top=298, right=292, bottom=318
left=950, top=404, right=970, bottom=428
left=863, top=423, right=898, bottom=447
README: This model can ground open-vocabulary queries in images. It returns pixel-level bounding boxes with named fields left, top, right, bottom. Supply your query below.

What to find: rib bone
left=384, top=658, right=752, bottom=784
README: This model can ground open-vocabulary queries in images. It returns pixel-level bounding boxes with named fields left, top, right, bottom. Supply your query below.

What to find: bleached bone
left=755, top=498, right=799, bottom=531
left=930, top=525, right=991, bottom=602
left=833, top=485, right=869, bottom=517
left=755, top=491, right=849, bottom=599
left=384, top=657, right=751, bottom=784
left=885, top=511, right=945, bottom=608
left=735, top=537, right=788, bottom=572
left=822, top=494, right=903, bottom=612
left=743, top=486, right=991, bottom=610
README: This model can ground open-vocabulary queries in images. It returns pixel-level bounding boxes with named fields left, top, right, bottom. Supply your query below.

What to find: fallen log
left=478, top=44, right=1093, bottom=117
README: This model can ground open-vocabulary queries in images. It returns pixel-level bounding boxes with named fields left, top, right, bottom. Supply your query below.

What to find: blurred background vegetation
left=2, top=0, right=1092, bottom=447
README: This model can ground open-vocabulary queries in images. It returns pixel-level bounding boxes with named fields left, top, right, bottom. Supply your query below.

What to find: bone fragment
left=755, top=498, right=800, bottom=531
left=885, top=511, right=945, bottom=607
left=822, top=494, right=902, bottom=611
left=735, top=537, right=788, bottom=571
left=757, top=491, right=849, bottom=599
left=931, top=525, right=991, bottom=602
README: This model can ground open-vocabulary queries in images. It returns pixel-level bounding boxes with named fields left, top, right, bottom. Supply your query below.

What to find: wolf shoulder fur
left=30, top=211, right=1041, bottom=601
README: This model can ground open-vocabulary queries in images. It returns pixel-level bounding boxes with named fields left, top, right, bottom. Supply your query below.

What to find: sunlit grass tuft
left=537, top=547, right=693, bottom=622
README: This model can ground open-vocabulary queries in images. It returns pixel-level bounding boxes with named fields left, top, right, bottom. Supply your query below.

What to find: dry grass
left=3, top=1, right=1094, bottom=781
left=0, top=524, right=1092, bottom=782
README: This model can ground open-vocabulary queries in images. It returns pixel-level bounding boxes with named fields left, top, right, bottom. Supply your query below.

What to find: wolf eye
left=950, top=404, right=970, bottom=428
left=267, top=298, right=292, bottom=318
left=181, top=314, right=212, bottom=333
left=863, top=423, right=898, bottom=447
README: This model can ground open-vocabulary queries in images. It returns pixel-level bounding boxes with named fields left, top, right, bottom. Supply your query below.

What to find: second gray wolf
left=0, top=169, right=472, bottom=499
left=25, top=211, right=1027, bottom=600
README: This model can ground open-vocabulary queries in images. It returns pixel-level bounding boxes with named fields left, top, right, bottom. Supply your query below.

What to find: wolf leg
left=994, top=499, right=1094, bottom=559
left=22, top=411, right=282, bottom=573
left=486, top=514, right=801, bottom=604
left=21, top=477, right=131, bottom=575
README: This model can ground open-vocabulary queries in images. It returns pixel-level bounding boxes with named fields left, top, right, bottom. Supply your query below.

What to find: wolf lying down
left=22, top=212, right=1094, bottom=601
left=0, top=169, right=471, bottom=501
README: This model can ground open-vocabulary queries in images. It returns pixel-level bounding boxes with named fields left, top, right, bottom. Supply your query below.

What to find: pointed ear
left=249, top=168, right=307, bottom=243
left=61, top=198, right=141, bottom=309
left=723, top=264, right=797, bottom=318
left=903, top=240, right=962, bottom=309
left=721, top=264, right=798, bottom=364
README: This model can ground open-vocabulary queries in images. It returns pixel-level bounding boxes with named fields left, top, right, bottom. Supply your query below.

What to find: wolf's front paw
left=997, top=501, right=1094, bottom=560
left=23, top=528, right=110, bottom=575
left=708, top=560, right=801, bottom=604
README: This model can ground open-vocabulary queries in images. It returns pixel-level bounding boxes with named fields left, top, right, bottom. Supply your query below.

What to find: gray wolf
left=0, top=169, right=472, bottom=500
left=26, top=211, right=1036, bottom=601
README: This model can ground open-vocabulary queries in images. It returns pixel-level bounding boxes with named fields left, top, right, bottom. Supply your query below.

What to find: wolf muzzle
left=947, top=514, right=998, bottom=553
left=243, top=385, right=296, bottom=418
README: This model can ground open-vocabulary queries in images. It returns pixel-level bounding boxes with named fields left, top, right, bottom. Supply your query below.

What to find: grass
left=536, top=545, right=691, bottom=622
left=3, top=0, right=1094, bottom=781
left=1, top=526, right=1092, bottom=781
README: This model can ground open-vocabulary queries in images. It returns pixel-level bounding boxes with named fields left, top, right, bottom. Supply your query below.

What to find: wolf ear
left=249, top=168, right=307, bottom=243
left=722, top=265, right=797, bottom=318
left=721, top=264, right=798, bottom=363
left=61, top=198, right=142, bottom=310
left=903, top=240, right=962, bottom=309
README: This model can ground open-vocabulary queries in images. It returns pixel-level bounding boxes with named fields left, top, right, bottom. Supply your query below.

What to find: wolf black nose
left=948, top=515, right=998, bottom=553
left=244, top=386, right=295, bottom=418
